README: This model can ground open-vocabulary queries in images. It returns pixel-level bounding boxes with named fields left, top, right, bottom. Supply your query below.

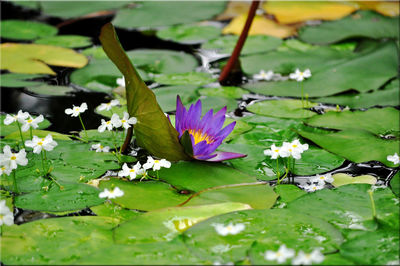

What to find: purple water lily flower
left=175, top=96, right=246, bottom=162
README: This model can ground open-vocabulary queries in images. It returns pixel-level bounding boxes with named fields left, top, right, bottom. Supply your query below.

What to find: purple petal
left=188, top=100, right=202, bottom=130
left=175, top=95, right=186, bottom=135
left=195, top=153, right=217, bottom=160
left=198, top=109, right=214, bottom=131
left=204, top=151, right=247, bottom=162
left=215, top=121, right=236, bottom=141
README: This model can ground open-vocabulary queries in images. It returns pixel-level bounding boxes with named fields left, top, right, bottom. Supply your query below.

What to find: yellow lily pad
left=1, top=43, right=88, bottom=75
left=332, top=173, right=377, bottom=187
left=222, top=14, right=296, bottom=38
left=263, top=1, right=358, bottom=24
left=357, top=1, right=400, bottom=17
left=215, top=1, right=253, bottom=20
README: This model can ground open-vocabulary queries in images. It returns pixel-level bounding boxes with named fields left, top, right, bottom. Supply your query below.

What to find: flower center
left=38, top=141, right=43, bottom=146
left=320, top=176, right=325, bottom=180
left=154, top=160, right=159, bottom=163
left=106, top=121, right=111, bottom=124
left=188, top=129, right=214, bottom=144
left=276, top=252, right=282, bottom=257
left=75, top=107, right=80, bottom=111
left=1, top=167, right=5, bottom=171
left=226, top=225, right=233, bottom=231
left=129, top=169, right=135, bottom=173
left=274, top=149, right=279, bottom=152
left=292, top=144, right=297, bottom=148
left=10, top=155, right=16, bottom=160
left=100, top=145, right=103, bottom=149
left=121, top=119, right=126, bottom=123
left=27, top=119, right=33, bottom=123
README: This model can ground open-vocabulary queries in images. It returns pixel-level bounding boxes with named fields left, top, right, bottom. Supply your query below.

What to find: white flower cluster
left=0, top=200, right=14, bottom=226
left=98, top=112, right=137, bottom=132
left=25, top=134, right=57, bottom=154
left=118, top=156, right=171, bottom=180
left=265, top=244, right=324, bottom=265
left=290, top=68, right=312, bottom=82
left=253, top=68, right=312, bottom=82
left=264, top=139, right=309, bottom=160
left=91, top=143, right=110, bottom=153
left=0, top=145, right=28, bottom=176
left=387, top=152, right=399, bottom=165
left=4, top=110, right=44, bottom=132
left=65, top=102, right=88, bottom=117
left=99, top=187, right=124, bottom=199
left=300, top=173, right=334, bottom=193
left=212, top=222, right=245, bottom=236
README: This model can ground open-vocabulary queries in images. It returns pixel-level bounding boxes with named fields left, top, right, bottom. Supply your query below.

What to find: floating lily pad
left=34, top=35, right=92, bottom=48
left=198, top=86, right=249, bottom=99
left=113, top=1, right=226, bottom=29
left=0, top=114, right=51, bottom=137
left=79, top=129, right=124, bottom=148
left=332, top=173, right=377, bottom=187
left=287, top=184, right=399, bottom=231
left=153, top=85, right=199, bottom=112
left=241, top=42, right=397, bottom=97
left=247, top=99, right=318, bottom=119
left=90, top=202, right=140, bottom=222
left=274, top=184, right=307, bottom=204
left=4, top=129, right=69, bottom=140
left=0, top=19, right=57, bottom=40
left=202, top=35, right=282, bottom=56
left=26, top=84, right=75, bottom=96
left=154, top=72, right=216, bottom=86
left=1, top=43, right=88, bottom=75
left=114, top=202, right=251, bottom=244
left=156, top=24, right=221, bottom=44
left=15, top=182, right=104, bottom=212
left=390, top=172, right=399, bottom=197
left=186, top=96, right=238, bottom=115
left=299, top=11, right=399, bottom=45
left=340, top=227, right=400, bottom=265
left=0, top=73, right=46, bottom=88
left=1, top=216, right=119, bottom=265
left=223, top=118, right=253, bottom=142
left=183, top=208, right=343, bottom=263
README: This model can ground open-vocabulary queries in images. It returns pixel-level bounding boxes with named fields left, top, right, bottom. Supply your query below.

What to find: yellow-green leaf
left=0, top=43, right=88, bottom=75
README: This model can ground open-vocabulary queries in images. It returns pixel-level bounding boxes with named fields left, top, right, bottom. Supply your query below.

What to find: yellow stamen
left=106, top=121, right=111, bottom=124
left=188, top=129, right=214, bottom=145
left=121, top=120, right=126, bottom=123
left=38, top=142, right=43, bottom=146
left=129, top=169, right=135, bottom=173
left=10, top=156, right=16, bottom=160
left=154, top=160, right=159, bottom=163
left=27, top=119, right=33, bottom=123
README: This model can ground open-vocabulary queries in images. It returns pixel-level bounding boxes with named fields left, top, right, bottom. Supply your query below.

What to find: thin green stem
left=16, top=122, right=25, bottom=149
left=177, top=181, right=269, bottom=207
left=119, top=129, right=126, bottom=154
left=111, top=130, right=122, bottom=163
left=300, top=82, right=304, bottom=108
left=12, top=170, right=19, bottom=193
left=48, top=174, right=64, bottom=190
left=41, top=151, right=46, bottom=174
left=29, top=127, right=33, bottom=140
left=78, top=114, right=88, bottom=140
left=368, top=190, right=377, bottom=219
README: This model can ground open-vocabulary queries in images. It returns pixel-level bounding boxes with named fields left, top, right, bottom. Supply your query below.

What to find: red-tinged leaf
left=99, top=23, right=190, bottom=161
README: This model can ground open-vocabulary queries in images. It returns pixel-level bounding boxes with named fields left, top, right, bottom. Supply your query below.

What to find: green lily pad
left=1, top=43, right=88, bottom=75
left=299, top=11, right=399, bottom=45
left=81, top=46, right=107, bottom=59
left=26, top=84, right=75, bottom=96
left=0, top=115, right=51, bottom=137
left=340, top=227, right=400, bottom=265
left=287, top=184, right=399, bottom=231
left=34, top=35, right=92, bottom=48
left=154, top=72, right=216, bottom=86
left=153, top=85, right=199, bottom=112
left=79, top=129, right=124, bottom=148
left=390, top=172, right=399, bottom=197
left=306, top=108, right=400, bottom=136
left=299, top=127, right=399, bottom=167
left=90, top=202, right=140, bottom=222
left=223, top=118, right=253, bottom=142
left=183, top=208, right=343, bottom=263
left=242, top=42, right=397, bottom=97
left=156, top=24, right=221, bottom=44
left=332, top=173, right=377, bottom=187
left=0, top=20, right=57, bottom=40
left=99, top=179, right=188, bottom=211
left=14, top=182, right=104, bottom=212
left=198, top=86, right=249, bottom=99
left=1, top=216, right=119, bottom=265
left=317, top=78, right=400, bottom=108
left=186, top=96, right=238, bottom=115
left=274, top=184, right=307, bottom=204
left=202, top=35, right=282, bottom=56
left=277, top=39, right=315, bottom=52
left=247, top=99, right=318, bottom=119
left=0, top=73, right=46, bottom=88
left=112, top=1, right=226, bottom=29
left=114, top=202, right=251, bottom=244
left=4, top=129, right=69, bottom=140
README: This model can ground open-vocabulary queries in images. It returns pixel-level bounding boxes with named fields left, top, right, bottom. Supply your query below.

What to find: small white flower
left=0, top=145, right=28, bottom=170
left=310, top=173, right=334, bottom=185
left=65, top=102, right=88, bottom=117
left=264, top=244, right=295, bottom=263
left=253, top=70, right=274, bottom=81
left=120, top=112, right=137, bottom=129
left=264, top=144, right=281, bottom=159
left=292, top=249, right=324, bottom=265
left=0, top=165, right=12, bottom=176
left=25, top=134, right=57, bottom=154
left=280, top=140, right=308, bottom=160
left=110, top=113, right=123, bottom=128
left=0, top=200, right=14, bottom=226
left=289, top=68, right=312, bottom=82
left=21, top=115, right=44, bottom=132
left=143, top=156, right=171, bottom=171
left=98, top=118, right=114, bottom=132
left=116, top=76, right=125, bottom=87
left=213, top=222, right=245, bottom=236
left=387, top=153, right=399, bottom=165
left=4, top=110, right=29, bottom=125
left=97, top=99, right=120, bottom=111
left=301, top=183, right=324, bottom=193
left=99, top=187, right=124, bottom=199
left=290, top=139, right=309, bottom=153
left=118, top=162, right=142, bottom=180
left=91, top=143, right=110, bottom=153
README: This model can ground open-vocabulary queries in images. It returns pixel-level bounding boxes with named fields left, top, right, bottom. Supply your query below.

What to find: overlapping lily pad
left=0, top=19, right=57, bottom=40
left=153, top=85, right=199, bottom=112
left=154, top=72, right=215, bottom=86
left=0, top=73, right=46, bottom=88
left=247, top=99, right=318, bottom=119
left=331, top=173, right=377, bottom=187
left=198, top=86, right=249, bottom=99
left=34, top=35, right=92, bottom=48
left=299, top=11, right=400, bottom=45
left=0, top=114, right=51, bottom=136
left=156, top=24, right=221, bottom=44
left=26, top=84, right=75, bottom=96
left=112, top=1, right=226, bottom=29
left=183, top=208, right=343, bottom=263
